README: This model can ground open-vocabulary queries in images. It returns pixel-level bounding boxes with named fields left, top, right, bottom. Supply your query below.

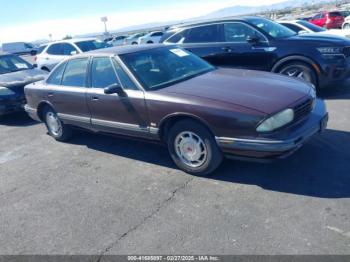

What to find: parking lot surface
left=0, top=84, right=350, bottom=255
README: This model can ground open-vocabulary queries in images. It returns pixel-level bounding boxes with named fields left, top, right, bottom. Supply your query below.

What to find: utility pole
left=101, top=16, right=108, bottom=35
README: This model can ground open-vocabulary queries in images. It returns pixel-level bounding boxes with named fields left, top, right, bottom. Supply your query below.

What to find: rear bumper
left=216, top=99, right=328, bottom=161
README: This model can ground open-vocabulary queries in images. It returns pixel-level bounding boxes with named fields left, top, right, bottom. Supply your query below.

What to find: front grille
left=343, top=47, right=350, bottom=57
left=293, top=98, right=313, bottom=122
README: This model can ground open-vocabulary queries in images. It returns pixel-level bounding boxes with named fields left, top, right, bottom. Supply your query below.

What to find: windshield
left=0, top=55, right=33, bottom=74
left=74, top=40, right=109, bottom=52
left=248, top=17, right=296, bottom=38
left=120, top=47, right=215, bottom=90
left=296, top=20, right=326, bottom=32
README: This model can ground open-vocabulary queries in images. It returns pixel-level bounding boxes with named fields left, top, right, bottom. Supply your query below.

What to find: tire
left=167, top=120, right=223, bottom=176
left=344, top=23, right=350, bottom=29
left=147, top=41, right=154, bottom=44
left=131, top=42, right=138, bottom=45
left=43, top=106, right=72, bottom=141
left=278, top=62, right=318, bottom=89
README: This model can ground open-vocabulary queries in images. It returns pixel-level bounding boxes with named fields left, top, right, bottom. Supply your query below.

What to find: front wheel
left=167, top=120, right=223, bottom=176
left=278, top=62, right=318, bottom=89
left=43, top=107, right=72, bottom=141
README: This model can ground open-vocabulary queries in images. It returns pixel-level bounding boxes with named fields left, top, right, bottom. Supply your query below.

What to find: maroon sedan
left=24, top=45, right=328, bottom=175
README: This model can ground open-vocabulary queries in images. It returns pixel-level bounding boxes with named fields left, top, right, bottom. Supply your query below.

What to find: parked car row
left=4, top=16, right=350, bottom=175
left=23, top=45, right=328, bottom=175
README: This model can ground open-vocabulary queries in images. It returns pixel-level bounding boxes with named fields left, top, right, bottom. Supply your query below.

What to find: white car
left=138, top=31, right=164, bottom=44
left=35, top=38, right=110, bottom=71
left=123, top=33, right=146, bottom=45
left=279, top=20, right=350, bottom=38
left=343, top=16, right=350, bottom=29
left=109, top=35, right=127, bottom=46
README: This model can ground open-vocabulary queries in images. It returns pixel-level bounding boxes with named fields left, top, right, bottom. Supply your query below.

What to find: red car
left=309, top=11, right=344, bottom=29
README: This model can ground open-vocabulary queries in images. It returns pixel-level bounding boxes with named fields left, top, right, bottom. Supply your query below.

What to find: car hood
left=286, top=33, right=350, bottom=44
left=0, top=68, right=47, bottom=95
left=161, top=68, right=311, bottom=114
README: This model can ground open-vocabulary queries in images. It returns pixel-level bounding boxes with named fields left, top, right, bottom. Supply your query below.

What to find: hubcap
left=174, top=131, right=207, bottom=168
left=281, top=66, right=312, bottom=83
left=46, top=112, right=62, bottom=136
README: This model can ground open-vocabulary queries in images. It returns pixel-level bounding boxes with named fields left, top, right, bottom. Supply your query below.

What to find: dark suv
left=160, top=17, right=350, bottom=90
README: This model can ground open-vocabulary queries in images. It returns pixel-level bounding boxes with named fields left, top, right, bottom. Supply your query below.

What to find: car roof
left=81, top=44, right=168, bottom=57
left=47, top=38, right=97, bottom=45
left=169, top=16, right=261, bottom=30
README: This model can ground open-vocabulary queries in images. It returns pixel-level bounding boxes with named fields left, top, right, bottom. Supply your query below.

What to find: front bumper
left=318, top=55, right=350, bottom=89
left=216, top=99, right=328, bottom=161
left=0, top=98, right=26, bottom=116
left=24, top=105, right=40, bottom=121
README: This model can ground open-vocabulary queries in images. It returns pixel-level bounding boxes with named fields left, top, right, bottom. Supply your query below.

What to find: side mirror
left=247, top=36, right=260, bottom=44
left=70, top=51, right=77, bottom=56
left=104, top=83, right=126, bottom=96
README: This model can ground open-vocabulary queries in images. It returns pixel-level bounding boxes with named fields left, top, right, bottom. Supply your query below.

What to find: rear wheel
left=278, top=62, right=318, bottom=88
left=43, top=107, right=72, bottom=141
left=167, top=120, right=223, bottom=176
left=344, top=23, right=350, bottom=29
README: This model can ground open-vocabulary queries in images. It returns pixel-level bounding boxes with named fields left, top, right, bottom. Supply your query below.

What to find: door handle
left=48, top=92, right=54, bottom=97
left=92, top=96, right=99, bottom=101
left=222, top=47, right=233, bottom=53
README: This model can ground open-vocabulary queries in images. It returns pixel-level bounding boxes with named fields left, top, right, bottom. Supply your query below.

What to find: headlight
left=257, top=109, right=294, bottom=132
left=317, top=47, right=344, bottom=56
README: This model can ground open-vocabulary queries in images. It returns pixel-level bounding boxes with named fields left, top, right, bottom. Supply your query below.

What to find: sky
left=0, top=0, right=286, bottom=44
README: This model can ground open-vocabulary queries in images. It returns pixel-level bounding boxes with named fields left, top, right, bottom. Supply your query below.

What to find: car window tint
left=62, top=43, right=77, bottom=55
left=37, top=45, right=47, bottom=54
left=47, top=44, right=63, bottom=55
left=185, top=25, right=219, bottom=43
left=224, top=23, right=262, bottom=42
left=61, top=58, right=88, bottom=87
left=166, top=30, right=188, bottom=43
left=329, top=12, right=341, bottom=17
left=112, top=58, right=138, bottom=90
left=91, top=57, right=119, bottom=88
left=281, top=23, right=303, bottom=33
left=46, top=62, right=67, bottom=85
left=152, top=32, right=163, bottom=37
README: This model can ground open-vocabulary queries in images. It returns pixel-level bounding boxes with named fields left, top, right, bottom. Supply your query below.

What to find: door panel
left=87, top=88, right=149, bottom=137
left=47, top=57, right=91, bottom=127
left=48, top=85, right=91, bottom=126
left=216, top=22, right=276, bottom=71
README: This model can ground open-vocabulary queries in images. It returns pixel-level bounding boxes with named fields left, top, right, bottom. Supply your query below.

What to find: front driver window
left=224, top=23, right=263, bottom=42
left=62, top=44, right=77, bottom=56
left=91, top=57, right=119, bottom=89
left=61, top=58, right=89, bottom=87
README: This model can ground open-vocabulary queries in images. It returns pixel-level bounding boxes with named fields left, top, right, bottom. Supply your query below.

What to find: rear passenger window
left=112, top=59, right=138, bottom=90
left=61, top=58, right=88, bottom=87
left=185, top=25, right=220, bottom=43
left=91, top=57, right=119, bottom=88
left=46, top=62, right=67, bottom=85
